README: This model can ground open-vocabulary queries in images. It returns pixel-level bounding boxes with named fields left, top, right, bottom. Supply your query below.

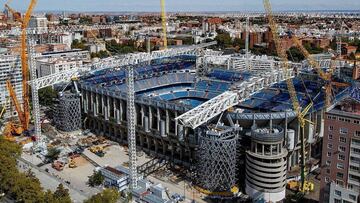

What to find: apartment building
left=320, top=98, right=360, bottom=203
left=36, top=58, right=83, bottom=78
left=0, top=53, right=22, bottom=119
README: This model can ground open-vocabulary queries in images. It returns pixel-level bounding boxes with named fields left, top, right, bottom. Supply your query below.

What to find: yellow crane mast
left=160, top=0, right=168, bottom=49
left=3, top=0, right=37, bottom=140
left=263, top=0, right=314, bottom=193
left=291, top=36, right=348, bottom=108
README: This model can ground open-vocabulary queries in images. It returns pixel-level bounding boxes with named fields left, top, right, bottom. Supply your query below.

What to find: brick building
left=320, top=97, right=360, bottom=203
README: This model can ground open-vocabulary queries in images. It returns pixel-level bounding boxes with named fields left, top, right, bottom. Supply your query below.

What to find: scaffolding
left=196, top=126, right=239, bottom=193
left=54, top=92, right=82, bottom=132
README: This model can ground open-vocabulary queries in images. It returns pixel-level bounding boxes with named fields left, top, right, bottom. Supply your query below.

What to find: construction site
left=1, top=0, right=360, bottom=203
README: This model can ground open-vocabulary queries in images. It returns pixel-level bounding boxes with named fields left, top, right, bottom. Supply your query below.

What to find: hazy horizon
left=2, top=0, right=360, bottom=13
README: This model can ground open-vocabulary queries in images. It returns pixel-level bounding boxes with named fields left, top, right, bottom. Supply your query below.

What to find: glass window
left=329, top=126, right=334, bottom=131
left=328, top=134, right=333, bottom=140
left=326, top=160, right=331, bottom=166
left=339, top=146, right=346, bottom=152
left=337, top=163, right=344, bottom=170
left=328, top=152, right=332, bottom=157
left=350, top=156, right=360, bottom=164
left=338, top=154, right=345, bottom=161
left=352, top=139, right=360, bottom=146
left=349, top=194, right=356, bottom=201
left=340, top=137, right=347, bottom=143
left=336, top=180, right=344, bottom=186
left=355, top=131, right=360, bottom=137
left=352, top=148, right=360, bottom=155
left=335, top=190, right=342, bottom=196
left=340, top=128, right=348, bottom=134
left=325, top=177, right=330, bottom=183
left=350, top=165, right=359, bottom=172
left=328, top=144, right=333, bottom=149
left=336, top=172, right=344, bottom=178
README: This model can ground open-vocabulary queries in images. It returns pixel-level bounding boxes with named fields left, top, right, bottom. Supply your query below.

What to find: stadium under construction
left=76, top=52, right=351, bottom=201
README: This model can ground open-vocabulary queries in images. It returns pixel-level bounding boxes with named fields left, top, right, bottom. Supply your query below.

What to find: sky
left=3, top=0, right=360, bottom=12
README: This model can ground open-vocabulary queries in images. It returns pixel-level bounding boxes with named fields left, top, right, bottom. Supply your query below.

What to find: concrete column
left=96, top=93, right=100, bottom=115
left=149, top=107, right=153, bottom=129
left=83, top=90, right=87, bottom=113
left=101, top=95, right=105, bottom=116
left=157, top=108, right=160, bottom=131
left=119, top=100, right=123, bottom=121
left=94, top=93, right=98, bottom=116
left=166, top=109, right=170, bottom=134
left=175, top=111, right=178, bottom=136
left=141, top=105, right=145, bottom=127
left=103, top=96, right=109, bottom=120
left=107, top=96, right=111, bottom=119
left=113, top=98, right=116, bottom=119
left=116, top=109, right=120, bottom=124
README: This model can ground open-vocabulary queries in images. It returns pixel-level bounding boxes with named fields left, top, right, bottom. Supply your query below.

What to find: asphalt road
left=17, top=157, right=90, bottom=203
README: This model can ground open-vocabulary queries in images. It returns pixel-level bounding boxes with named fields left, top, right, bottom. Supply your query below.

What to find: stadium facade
left=78, top=53, right=350, bottom=201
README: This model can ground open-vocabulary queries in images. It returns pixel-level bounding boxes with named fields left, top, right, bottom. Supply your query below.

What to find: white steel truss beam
left=28, top=42, right=217, bottom=88
left=176, top=69, right=294, bottom=129
left=27, top=41, right=216, bottom=189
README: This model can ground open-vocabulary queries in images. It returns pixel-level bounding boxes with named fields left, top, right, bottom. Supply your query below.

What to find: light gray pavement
left=18, top=154, right=93, bottom=203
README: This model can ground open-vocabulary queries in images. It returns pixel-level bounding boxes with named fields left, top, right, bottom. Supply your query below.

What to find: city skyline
left=3, top=0, right=360, bottom=12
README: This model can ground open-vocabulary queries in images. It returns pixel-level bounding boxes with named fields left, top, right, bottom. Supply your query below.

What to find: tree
left=71, top=39, right=86, bottom=50
left=215, top=32, right=232, bottom=48
left=287, top=47, right=305, bottom=62
left=233, top=38, right=245, bottom=49
left=88, top=171, right=104, bottom=187
left=0, top=137, right=73, bottom=203
left=84, top=189, right=120, bottom=203
left=45, top=147, right=61, bottom=162
left=303, top=43, right=324, bottom=54
left=38, top=86, right=58, bottom=106
left=53, top=184, right=72, bottom=203
left=9, top=173, right=45, bottom=202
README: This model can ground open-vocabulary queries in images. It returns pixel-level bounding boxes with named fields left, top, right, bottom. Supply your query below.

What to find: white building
left=0, top=54, right=23, bottom=118
left=99, top=165, right=175, bottom=203
left=99, top=166, right=129, bottom=192
left=29, top=16, right=48, bottom=33
left=40, top=49, right=90, bottom=61
left=87, top=43, right=106, bottom=53
left=36, top=58, right=82, bottom=78
left=329, top=182, right=359, bottom=203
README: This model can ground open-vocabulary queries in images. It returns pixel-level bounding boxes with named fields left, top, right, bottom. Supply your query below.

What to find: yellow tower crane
left=291, top=36, right=349, bottom=109
left=160, top=0, right=168, bottom=49
left=263, top=0, right=314, bottom=193
left=3, top=0, right=37, bottom=140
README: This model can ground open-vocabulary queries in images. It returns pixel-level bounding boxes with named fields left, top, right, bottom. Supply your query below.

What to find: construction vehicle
left=2, top=0, right=37, bottom=141
left=52, top=160, right=65, bottom=171
left=287, top=180, right=314, bottom=193
left=89, top=145, right=108, bottom=157
left=69, top=158, right=77, bottom=168
left=263, top=0, right=315, bottom=194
